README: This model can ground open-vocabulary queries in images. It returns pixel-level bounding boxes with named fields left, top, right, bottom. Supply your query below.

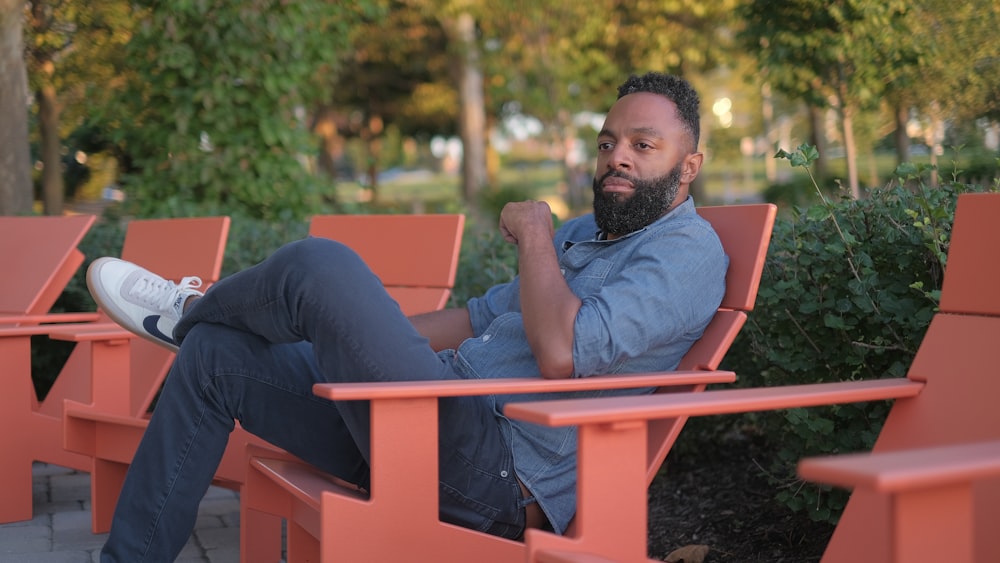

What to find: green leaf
left=806, top=205, right=829, bottom=221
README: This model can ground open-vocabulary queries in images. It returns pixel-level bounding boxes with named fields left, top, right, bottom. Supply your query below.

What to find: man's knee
left=279, top=237, right=362, bottom=270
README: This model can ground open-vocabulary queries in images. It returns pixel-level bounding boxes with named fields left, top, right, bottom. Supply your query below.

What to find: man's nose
left=608, top=146, right=632, bottom=171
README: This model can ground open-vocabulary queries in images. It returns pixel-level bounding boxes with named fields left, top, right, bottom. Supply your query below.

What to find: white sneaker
left=86, top=257, right=204, bottom=352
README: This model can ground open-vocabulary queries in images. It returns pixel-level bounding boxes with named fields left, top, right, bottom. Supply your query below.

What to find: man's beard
left=592, top=163, right=683, bottom=237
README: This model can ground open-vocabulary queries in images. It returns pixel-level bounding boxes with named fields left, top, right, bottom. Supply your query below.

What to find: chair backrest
left=1, top=215, right=96, bottom=318
left=308, top=214, right=466, bottom=316
left=40, top=216, right=232, bottom=417
left=937, top=192, right=1000, bottom=316
left=121, top=217, right=231, bottom=284
left=646, top=203, right=777, bottom=482
left=127, top=216, right=232, bottom=414
left=822, top=192, right=1000, bottom=562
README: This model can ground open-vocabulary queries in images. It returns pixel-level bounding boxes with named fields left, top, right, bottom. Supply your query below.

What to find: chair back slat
left=309, top=214, right=465, bottom=316
left=938, top=192, right=1000, bottom=316
left=1, top=215, right=96, bottom=316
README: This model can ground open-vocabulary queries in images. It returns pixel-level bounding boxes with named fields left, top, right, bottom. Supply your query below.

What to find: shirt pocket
left=564, top=257, right=613, bottom=297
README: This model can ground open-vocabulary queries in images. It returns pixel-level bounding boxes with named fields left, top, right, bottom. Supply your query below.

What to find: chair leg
left=0, top=337, right=35, bottom=524
left=890, top=483, right=973, bottom=563
left=240, top=464, right=293, bottom=563
left=89, top=458, right=128, bottom=533
left=287, top=521, right=320, bottom=563
left=0, top=456, right=33, bottom=524
left=240, top=505, right=284, bottom=563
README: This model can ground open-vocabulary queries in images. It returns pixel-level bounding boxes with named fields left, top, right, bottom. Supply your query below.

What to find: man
left=87, top=71, right=727, bottom=561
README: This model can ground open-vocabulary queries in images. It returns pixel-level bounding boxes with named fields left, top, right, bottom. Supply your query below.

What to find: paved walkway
left=0, top=463, right=246, bottom=563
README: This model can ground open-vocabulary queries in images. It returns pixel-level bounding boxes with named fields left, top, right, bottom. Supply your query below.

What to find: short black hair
left=616, top=72, right=700, bottom=150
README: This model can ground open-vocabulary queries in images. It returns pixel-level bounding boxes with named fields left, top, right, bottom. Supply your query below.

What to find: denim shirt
left=450, top=196, right=728, bottom=534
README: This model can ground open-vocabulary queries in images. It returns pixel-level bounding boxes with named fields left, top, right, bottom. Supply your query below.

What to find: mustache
left=596, top=169, right=640, bottom=184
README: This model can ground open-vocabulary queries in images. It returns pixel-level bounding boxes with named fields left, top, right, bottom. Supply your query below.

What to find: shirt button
left=482, top=334, right=491, bottom=342
left=500, top=470, right=508, bottom=477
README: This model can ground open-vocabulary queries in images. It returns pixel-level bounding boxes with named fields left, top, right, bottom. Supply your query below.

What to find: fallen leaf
left=664, top=544, right=710, bottom=563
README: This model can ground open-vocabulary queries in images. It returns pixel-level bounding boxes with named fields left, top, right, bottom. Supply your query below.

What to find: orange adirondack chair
left=0, top=214, right=97, bottom=325
left=0, top=214, right=98, bottom=522
left=506, top=192, right=1000, bottom=562
left=238, top=202, right=776, bottom=563
left=0, top=216, right=230, bottom=525
left=61, top=214, right=464, bottom=549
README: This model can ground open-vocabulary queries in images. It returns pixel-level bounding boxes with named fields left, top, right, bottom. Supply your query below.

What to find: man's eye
left=597, top=142, right=613, bottom=151
left=636, top=142, right=652, bottom=150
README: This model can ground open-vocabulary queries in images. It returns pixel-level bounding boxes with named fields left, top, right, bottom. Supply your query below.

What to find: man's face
left=592, top=164, right=682, bottom=236
left=592, top=92, right=699, bottom=237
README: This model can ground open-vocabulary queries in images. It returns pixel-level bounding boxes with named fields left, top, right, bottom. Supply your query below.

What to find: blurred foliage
left=109, top=0, right=371, bottom=221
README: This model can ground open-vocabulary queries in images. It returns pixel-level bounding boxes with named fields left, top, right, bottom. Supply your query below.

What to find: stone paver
left=0, top=464, right=251, bottom=563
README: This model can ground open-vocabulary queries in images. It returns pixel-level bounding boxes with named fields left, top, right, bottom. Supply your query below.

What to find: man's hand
left=499, top=200, right=555, bottom=245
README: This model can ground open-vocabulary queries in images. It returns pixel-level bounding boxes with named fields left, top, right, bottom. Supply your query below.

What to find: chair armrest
left=503, top=378, right=922, bottom=426
left=46, top=323, right=135, bottom=343
left=0, top=311, right=102, bottom=325
left=798, top=440, right=1000, bottom=493
left=312, top=370, right=736, bottom=401
left=0, top=320, right=131, bottom=342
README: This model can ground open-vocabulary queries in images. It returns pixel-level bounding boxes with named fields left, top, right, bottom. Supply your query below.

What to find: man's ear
left=681, top=152, right=704, bottom=184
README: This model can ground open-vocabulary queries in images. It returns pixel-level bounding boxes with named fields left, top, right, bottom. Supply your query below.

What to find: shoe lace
left=130, top=275, right=203, bottom=314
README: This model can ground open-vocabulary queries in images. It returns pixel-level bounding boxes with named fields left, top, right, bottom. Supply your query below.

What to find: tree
left=318, top=0, right=454, bottom=203
left=0, top=0, right=33, bottom=215
left=25, top=0, right=135, bottom=214
left=27, top=0, right=66, bottom=215
left=740, top=0, right=910, bottom=198
left=327, top=0, right=496, bottom=207
left=886, top=0, right=1000, bottom=181
left=439, top=10, right=487, bottom=202
left=481, top=0, right=739, bottom=212
left=112, top=0, right=366, bottom=221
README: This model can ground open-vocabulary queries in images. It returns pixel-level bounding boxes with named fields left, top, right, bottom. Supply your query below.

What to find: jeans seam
left=138, top=397, right=212, bottom=561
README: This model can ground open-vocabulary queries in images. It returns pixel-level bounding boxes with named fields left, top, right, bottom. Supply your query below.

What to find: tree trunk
left=363, top=114, right=384, bottom=204
left=893, top=102, right=910, bottom=167
left=38, top=82, right=65, bottom=215
left=0, top=0, right=34, bottom=215
left=807, top=105, right=829, bottom=180
left=840, top=103, right=861, bottom=199
left=927, top=102, right=944, bottom=188
left=867, top=143, right=880, bottom=188
left=447, top=12, right=487, bottom=203
left=556, top=109, right=588, bottom=214
left=761, top=82, right=777, bottom=183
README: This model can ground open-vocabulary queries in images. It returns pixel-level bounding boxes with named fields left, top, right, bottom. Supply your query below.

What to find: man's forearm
left=516, top=232, right=580, bottom=379
left=408, top=308, right=474, bottom=351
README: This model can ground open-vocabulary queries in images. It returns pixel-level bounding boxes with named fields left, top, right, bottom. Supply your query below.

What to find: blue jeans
left=101, top=238, right=528, bottom=562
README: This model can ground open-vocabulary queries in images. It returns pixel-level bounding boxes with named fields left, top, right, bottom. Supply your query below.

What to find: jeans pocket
left=437, top=435, right=525, bottom=540
left=439, top=480, right=502, bottom=533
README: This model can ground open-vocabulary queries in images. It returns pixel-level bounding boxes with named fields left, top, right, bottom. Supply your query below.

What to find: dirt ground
left=645, top=428, right=836, bottom=562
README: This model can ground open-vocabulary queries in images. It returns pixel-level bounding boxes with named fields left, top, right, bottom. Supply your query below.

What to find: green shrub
left=451, top=219, right=519, bottom=306
left=220, top=212, right=310, bottom=276
left=720, top=145, right=996, bottom=523
left=475, top=184, right=537, bottom=223
left=762, top=173, right=838, bottom=210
